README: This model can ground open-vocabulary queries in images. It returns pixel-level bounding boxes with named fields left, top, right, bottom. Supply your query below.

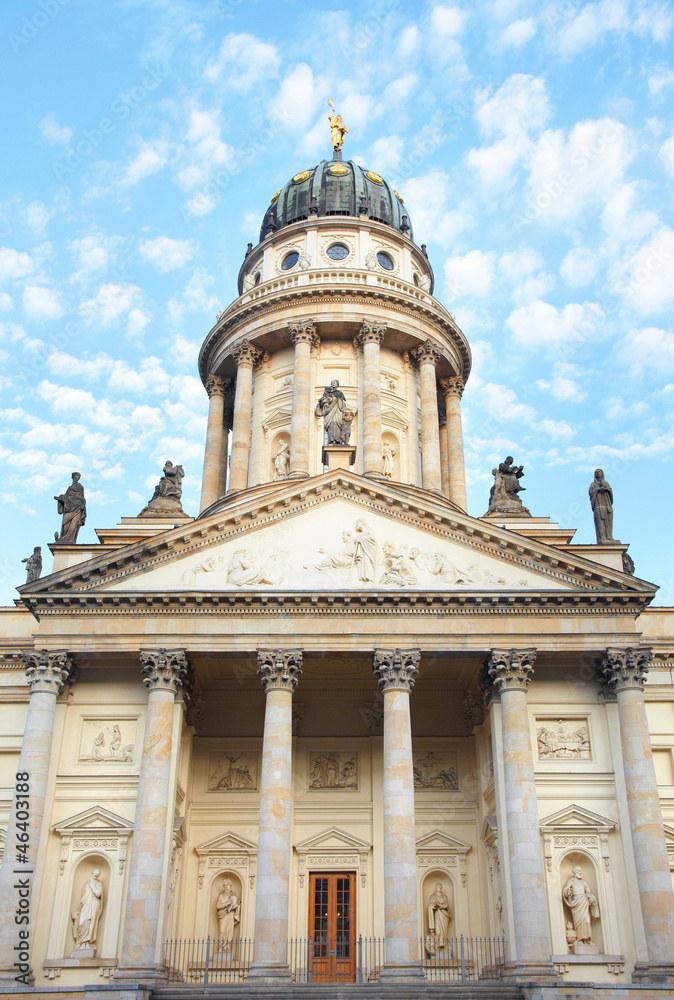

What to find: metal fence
left=163, top=935, right=507, bottom=985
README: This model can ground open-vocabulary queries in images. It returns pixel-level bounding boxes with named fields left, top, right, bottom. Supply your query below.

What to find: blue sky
left=1, top=0, right=673, bottom=605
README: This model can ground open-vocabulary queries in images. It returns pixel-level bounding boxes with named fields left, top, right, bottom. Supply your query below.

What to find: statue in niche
left=140, top=460, right=186, bottom=516
left=72, top=868, right=104, bottom=954
left=486, top=457, right=530, bottom=516
left=382, top=442, right=397, bottom=478
left=273, top=440, right=290, bottom=479
left=54, top=472, right=86, bottom=543
left=589, top=469, right=615, bottom=543
left=22, top=546, right=42, bottom=583
left=565, top=922, right=578, bottom=950
left=216, top=877, right=241, bottom=952
left=315, top=379, right=348, bottom=445
left=425, top=882, right=452, bottom=955
left=562, top=865, right=600, bottom=953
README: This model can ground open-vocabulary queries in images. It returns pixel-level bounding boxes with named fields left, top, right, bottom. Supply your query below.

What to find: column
left=357, top=320, right=386, bottom=478
left=441, top=376, right=467, bottom=511
left=288, top=320, right=317, bottom=478
left=373, top=648, right=424, bottom=980
left=438, top=414, right=449, bottom=497
left=218, top=424, right=230, bottom=498
left=116, top=649, right=191, bottom=981
left=200, top=374, right=227, bottom=512
left=485, top=648, right=556, bottom=979
left=248, top=648, right=303, bottom=980
left=412, top=340, right=442, bottom=493
left=0, top=650, right=76, bottom=983
left=601, top=647, right=674, bottom=982
left=228, top=340, right=260, bottom=493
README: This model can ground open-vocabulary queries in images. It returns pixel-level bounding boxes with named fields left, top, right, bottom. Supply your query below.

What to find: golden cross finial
left=327, top=98, right=349, bottom=153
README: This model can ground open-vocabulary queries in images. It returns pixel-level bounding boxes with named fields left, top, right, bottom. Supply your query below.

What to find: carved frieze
left=208, top=751, right=258, bottom=791
left=78, top=720, right=136, bottom=763
left=536, top=719, right=591, bottom=760
left=413, top=751, right=458, bottom=790
left=309, top=751, right=358, bottom=789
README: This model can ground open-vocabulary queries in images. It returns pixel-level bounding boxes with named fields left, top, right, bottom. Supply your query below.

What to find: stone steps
left=153, top=984, right=524, bottom=1000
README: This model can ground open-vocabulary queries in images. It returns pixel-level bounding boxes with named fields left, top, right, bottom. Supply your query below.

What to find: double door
left=308, top=872, right=356, bottom=982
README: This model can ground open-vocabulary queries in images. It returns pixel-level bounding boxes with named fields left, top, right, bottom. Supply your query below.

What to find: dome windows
left=281, top=250, right=300, bottom=270
left=376, top=251, right=394, bottom=271
left=326, top=242, right=350, bottom=261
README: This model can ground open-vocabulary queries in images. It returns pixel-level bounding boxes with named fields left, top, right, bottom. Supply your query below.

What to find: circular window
left=326, top=242, right=350, bottom=261
left=254, top=272, right=261, bottom=286
left=281, top=251, right=300, bottom=270
left=377, top=251, right=394, bottom=271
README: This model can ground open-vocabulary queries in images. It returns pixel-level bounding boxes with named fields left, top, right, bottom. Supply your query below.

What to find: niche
left=208, top=870, right=244, bottom=948
left=67, top=855, right=109, bottom=958
left=270, top=432, right=291, bottom=481
left=381, top=432, right=400, bottom=481
left=421, top=868, right=456, bottom=955
left=560, top=852, right=604, bottom=955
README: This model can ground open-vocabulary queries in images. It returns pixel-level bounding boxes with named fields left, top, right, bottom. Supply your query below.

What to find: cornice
left=199, top=286, right=470, bottom=385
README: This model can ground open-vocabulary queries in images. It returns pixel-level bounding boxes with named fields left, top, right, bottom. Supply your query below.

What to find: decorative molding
left=205, top=374, right=227, bottom=398
left=21, top=649, right=76, bottom=696
left=440, top=376, right=465, bottom=398
left=140, top=648, right=192, bottom=696
left=540, top=804, right=615, bottom=874
left=416, top=830, right=471, bottom=888
left=195, top=831, right=257, bottom=891
left=294, top=828, right=371, bottom=888
left=231, top=339, right=261, bottom=368
left=599, top=646, right=652, bottom=693
left=373, top=648, right=421, bottom=692
left=257, top=648, right=303, bottom=692
left=484, top=647, right=536, bottom=693
left=289, top=319, right=319, bottom=347
left=357, top=319, right=387, bottom=346
left=412, top=339, right=442, bottom=368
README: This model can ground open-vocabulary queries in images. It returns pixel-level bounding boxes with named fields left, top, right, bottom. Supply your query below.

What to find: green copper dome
left=259, top=159, right=413, bottom=242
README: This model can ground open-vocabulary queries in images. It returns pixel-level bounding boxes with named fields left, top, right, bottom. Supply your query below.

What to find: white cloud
left=0, top=292, right=12, bottom=311
left=648, top=66, right=674, bottom=97
left=475, top=74, right=550, bottom=138
left=619, top=326, right=674, bottom=370
left=444, top=250, right=496, bottom=299
left=538, top=417, right=575, bottom=439
left=39, top=113, right=72, bottom=145
left=397, top=23, right=421, bottom=59
left=120, top=140, right=170, bottom=187
left=560, top=247, right=598, bottom=287
left=399, top=169, right=473, bottom=247
left=0, top=247, right=34, bottom=282
left=497, top=17, right=537, bottom=47
left=127, top=308, right=151, bottom=338
left=430, top=4, right=468, bottom=37
left=610, top=227, right=674, bottom=314
left=80, top=283, right=142, bottom=326
left=660, top=135, right=674, bottom=178
left=69, top=233, right=120, bottom=276
left=556, top=0, right=630, bottom=55
left=537, top=364, right=587, bottom=402
left=176, top=109, right=235, bottom=192
left=139, top=236, right=197, bottom=272
left=601, top=182, right=659, bottom=243
left=47, top=350, right=112, bottom=380
left=204, top=33, right=280, bottom=91
left=108, top=356, right=170, bottom=395
left=633, top=4, right=672, bottom=41
left=22, top=284, right=64, bottom=320
left=270, top=64, right=320, bottom=133
left=507, top=298, right=605, bottom=348
left=499, top=248, right=544, bottom=282
left=22, top=201, right=54, bottom=234
left=480, top=382, right=536, bottom=422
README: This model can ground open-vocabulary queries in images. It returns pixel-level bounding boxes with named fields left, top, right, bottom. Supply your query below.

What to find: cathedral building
left=1, top=121, right=674, bottom=1000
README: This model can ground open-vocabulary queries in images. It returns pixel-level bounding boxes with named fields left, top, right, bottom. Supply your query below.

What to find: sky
left=1, top=0, right=673, bottom=607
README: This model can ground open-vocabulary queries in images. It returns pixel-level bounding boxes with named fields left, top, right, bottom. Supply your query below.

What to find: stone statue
left=562, top=865, right=599, bottom=953
left=382, top=442, right=397, bottom=478
left=139, top=460, right=186, bottom=517
left=315, top=380, right=348, bottom=445
left=341, top=408, right=355, bottom=444
left=565, top=921, right=578, bottom=951
left=273, top=440, right=290, bottom=479
left=327, top=98, right=349, bottom=151
left=589, top=469, right=614, bottom=543
left=72, top=868, right=103, bottom=954
left=22, top=547, right=42, bottom=583
left=426, top=881, right=452, bottom=954
left=485, top=456, right=531, bottom=516
left=54, top=472, right=86, bottom=543
left=216, top=877, right=240, bottom=952
left=351, top=519, right=376, bottom=582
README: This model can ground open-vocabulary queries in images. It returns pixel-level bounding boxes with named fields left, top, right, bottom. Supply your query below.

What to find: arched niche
left=421, top=868, right=456, bottom=957
left=194, top=831, right=257, bottom=940
left=270, top=431, right=291, bottom=482
left=69, top=854, right=109, bottom=957
left=381, top=431, right=400, bottom=481
left=559, top=851, right=604, bottom=955
left=416, top=831, right=471, bottom=940
left=209, top=870, right=244, bottom=946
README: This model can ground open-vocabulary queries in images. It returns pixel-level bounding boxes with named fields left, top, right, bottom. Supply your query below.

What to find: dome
left=259, top=158, right=413, bottom=242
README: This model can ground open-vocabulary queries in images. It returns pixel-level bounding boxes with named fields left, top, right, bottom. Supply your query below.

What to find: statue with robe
left=216, top=877, right=240, bottom=952
left=22, top=546, right=42, bottom=583
left=562, top=865, right=599, bottom=951
left=485, top=456, right=530, bottom=516
left=351, top=519, right=376, bottom=582
left=139, top=460, right=186, bottom=517
left=589, top=469, right=614, bottom=543
left=72, top=868, right=103, bottom=953
left=273, top=440, right=290, bottom=479
left=327, top=98, right=349, bottom=151
left=316, top=380, right=348, bottom=445
left=54, top=472, right=87, bottom=543
left=425, top=881, right=452, bottom=955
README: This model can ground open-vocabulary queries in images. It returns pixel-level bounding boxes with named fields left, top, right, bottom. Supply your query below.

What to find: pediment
left=53, top=805, right=133, bottom=836
left=539, top=803, right=616, bottom=832
left=416, top=830, right=471, bottom=855
left=295, top=827, right=371, bottom=855
left=22, top=470, right=653, bottom=608
left=195, top=831, right=257, bottom=856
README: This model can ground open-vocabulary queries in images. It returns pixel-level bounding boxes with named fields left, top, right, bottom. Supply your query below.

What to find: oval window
left=326, top=242, right=349, bottom=261
left=254, top=272, right=261, bottom=286
left=413, top=272, right=420, bottom=286
left=281, top=251, right=300, bottom=270
left=377, top=251, right=394, bottom=271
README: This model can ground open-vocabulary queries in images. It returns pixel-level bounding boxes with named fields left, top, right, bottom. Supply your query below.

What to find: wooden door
left=308, top=872, right=356, bottom=982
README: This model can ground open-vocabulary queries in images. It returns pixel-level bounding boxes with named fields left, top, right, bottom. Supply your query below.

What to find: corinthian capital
left=21, top=649, right=76, bottom=696
left=440, top=376, right=465, bottom=398
left=231, top=339, right=261, bottom=368
left=485, top=648, right=536, bottom=693
left=257, top=648, right=303, bottom=692
left=140, top=648, right=193, bottom=696
left=205, top=374, right=227, bottom=398
left=357, top=319, right=387, bottom=346
left=412, top=339, right=442, bottom=367
left=373, top=648, right=421, bottom=692
left=289, top=319, right=318, bottom=347
left=600, top=647, right=652, bottom=693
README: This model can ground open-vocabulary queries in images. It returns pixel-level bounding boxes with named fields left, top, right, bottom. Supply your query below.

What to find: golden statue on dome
left=328, top=98, right=349, bottom=152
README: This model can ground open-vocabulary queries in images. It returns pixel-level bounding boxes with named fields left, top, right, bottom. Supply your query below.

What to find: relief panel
left=207, top=751, right=258, bottom=791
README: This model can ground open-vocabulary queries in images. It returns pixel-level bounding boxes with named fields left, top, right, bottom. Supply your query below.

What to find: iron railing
left=163, top=935, right=507, bottom=984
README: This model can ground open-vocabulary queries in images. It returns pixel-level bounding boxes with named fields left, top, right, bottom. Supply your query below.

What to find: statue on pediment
left=22, top=546, right=42, bottom=583
left=54, top=472, right=87, bottom=543
left=589, top=469, right=614, bottom=543
left=485, top=456, right=531, bottom=517
left=139, top=460, right=186, bottom=517
left=316, top=380, right=349, bottom=445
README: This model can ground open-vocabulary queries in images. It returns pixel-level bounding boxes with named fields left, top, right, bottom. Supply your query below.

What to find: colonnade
left=199, top=320, right=469, bottom=511
left=3, top=644, right=673, bottom=985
